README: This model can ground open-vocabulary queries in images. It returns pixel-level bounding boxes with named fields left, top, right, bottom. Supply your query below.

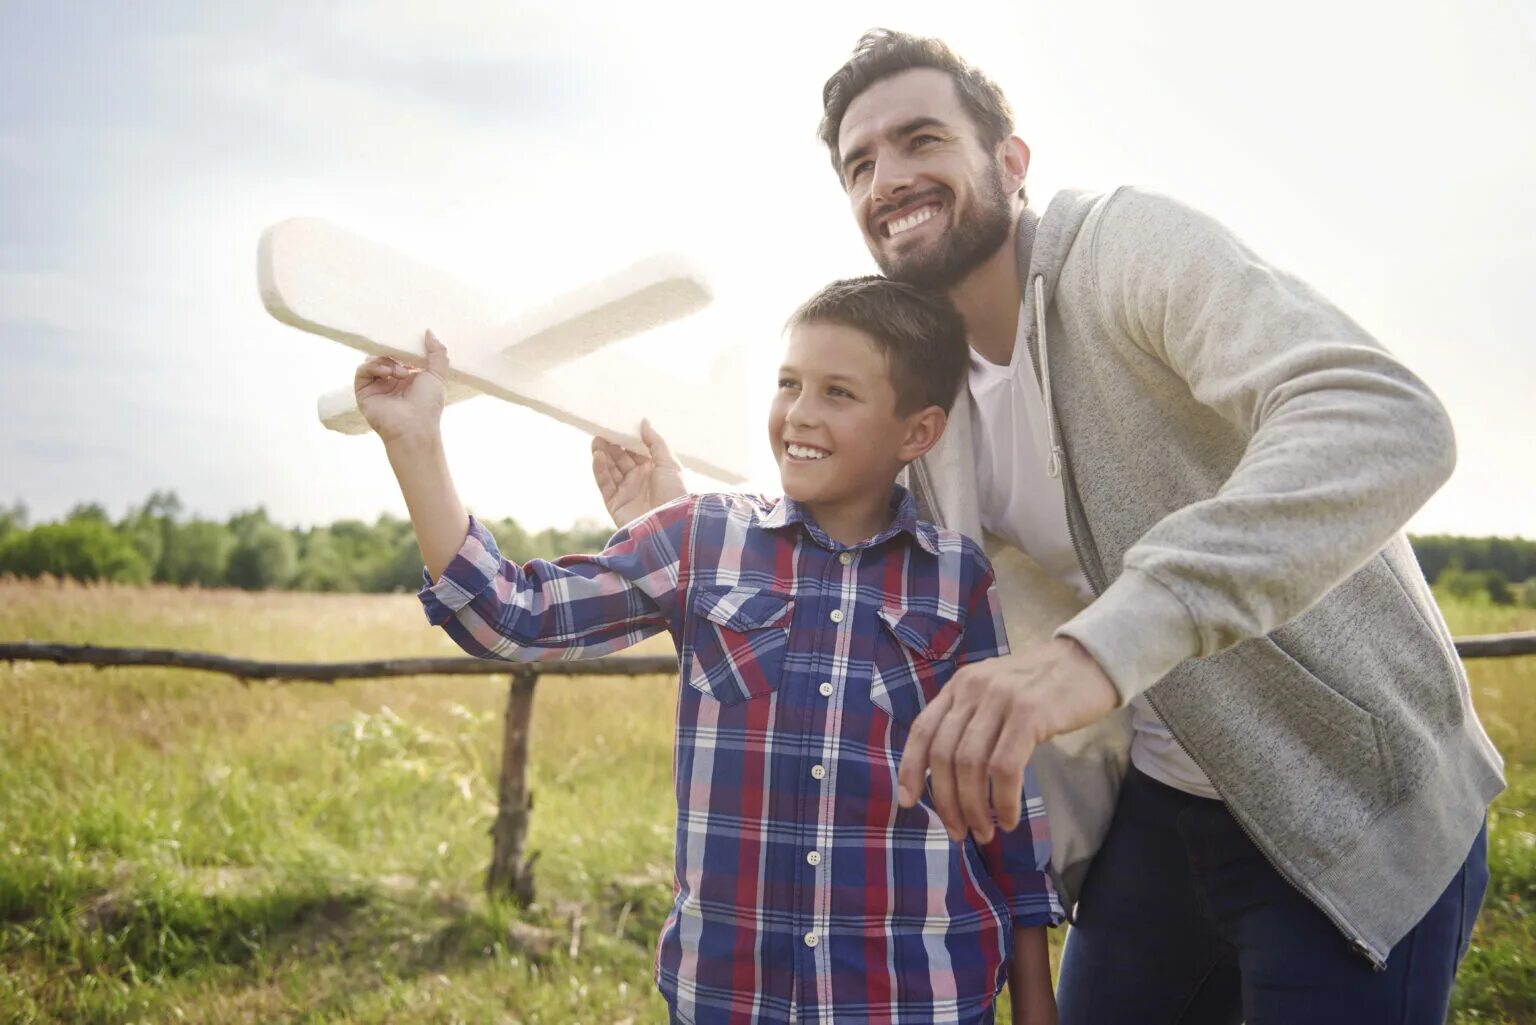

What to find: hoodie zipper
left=1023, top=273, right=1388, bottom=968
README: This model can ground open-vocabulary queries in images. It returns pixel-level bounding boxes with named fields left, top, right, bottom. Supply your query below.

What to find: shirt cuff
left=416, top=516, right=504, bottom=626
left=1009, top=890, right=1066, bottom=929
left=1054, top=567, right=1201, bottom=705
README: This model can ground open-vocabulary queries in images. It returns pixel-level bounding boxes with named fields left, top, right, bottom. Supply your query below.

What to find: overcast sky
left=2, top=0, right=1533, bottom=538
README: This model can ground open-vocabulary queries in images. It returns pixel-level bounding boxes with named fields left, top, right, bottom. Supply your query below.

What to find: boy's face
left=769, top=322, right=916, bottom=516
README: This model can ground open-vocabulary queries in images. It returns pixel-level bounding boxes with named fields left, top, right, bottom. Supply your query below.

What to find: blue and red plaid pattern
left=420, top=488, right=1061, bottom=1024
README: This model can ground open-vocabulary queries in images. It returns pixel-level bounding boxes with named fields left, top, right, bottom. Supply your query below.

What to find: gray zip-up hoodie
left=908, top=186, right=1505, bottom=964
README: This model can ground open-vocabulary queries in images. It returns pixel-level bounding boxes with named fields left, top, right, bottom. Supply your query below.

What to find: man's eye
left=912, top=134, right=940, bottom=148
left=849, top=161, right=873, bottom=183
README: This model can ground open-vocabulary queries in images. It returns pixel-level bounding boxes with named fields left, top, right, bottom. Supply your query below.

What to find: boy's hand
left=355, top=329, right=449, bottom=446
left=591, top=420, right=686, bottom=528
left=898, top=637, right=1119, bottom=842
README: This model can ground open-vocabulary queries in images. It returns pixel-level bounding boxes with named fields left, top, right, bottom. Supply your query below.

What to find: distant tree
left=65, top=502, right=111, bottom=525
left=159, top=520, right=235, bottom=587
left=0, top=521, right=150, bottom=583
left=226, top=508, right=297, bottom=590
left=0, top=501, right=27, bottom=545
left=292, top=527, right=358, bottom=592
left=1412, top=534, right=1536, bottom=586
left=1516, top=578, right=1536, bottom=610
left=377, top=534, right=429, bottom=592
left=120, top=490, right=184, bottom=579
left=1434, top=564, right=1516, bottom=606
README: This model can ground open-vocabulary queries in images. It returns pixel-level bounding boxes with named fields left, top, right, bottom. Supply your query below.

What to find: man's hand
left=591, top=420, right=687, bottom=528
left=355, top=329, right=449, bottom=445
left=898, top=637, right=1120, bottom=843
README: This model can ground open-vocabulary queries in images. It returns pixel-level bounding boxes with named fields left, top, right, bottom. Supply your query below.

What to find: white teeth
left=786, top=443, right=828, bottom=460
left=887, top=205, right=937, bottom=237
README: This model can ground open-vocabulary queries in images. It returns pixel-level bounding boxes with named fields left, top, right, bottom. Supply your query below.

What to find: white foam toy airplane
left=257, top=218, right=751, bottom=483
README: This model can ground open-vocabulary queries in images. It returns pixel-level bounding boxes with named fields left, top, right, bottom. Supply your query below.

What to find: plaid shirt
left=420, top=488, right=1060, bottom=1024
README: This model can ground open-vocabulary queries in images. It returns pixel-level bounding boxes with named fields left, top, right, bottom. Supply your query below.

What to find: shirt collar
left=759, top=484, right=940, bottom=556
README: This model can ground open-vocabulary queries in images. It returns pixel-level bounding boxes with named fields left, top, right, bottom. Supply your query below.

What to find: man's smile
left=882, top=203, right=942, bottom=238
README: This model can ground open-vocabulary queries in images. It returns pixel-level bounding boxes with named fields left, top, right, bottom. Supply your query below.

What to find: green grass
left=0, top=577, right=1532, bottom=1022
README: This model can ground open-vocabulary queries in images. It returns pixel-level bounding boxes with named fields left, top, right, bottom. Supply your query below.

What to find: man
left=593, top=29, right=1503, bottom=1024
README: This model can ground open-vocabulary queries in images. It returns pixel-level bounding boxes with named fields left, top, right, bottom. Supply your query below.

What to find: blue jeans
left=1057, top=768, right=1489, bottom=1025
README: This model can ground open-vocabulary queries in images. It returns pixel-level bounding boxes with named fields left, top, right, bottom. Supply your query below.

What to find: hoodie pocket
left=685, top=586, right=795, bottom=705
left=870, top=605, right=965, bottom=725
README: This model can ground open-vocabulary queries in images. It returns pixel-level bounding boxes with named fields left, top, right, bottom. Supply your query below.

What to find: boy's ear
left=897, top=405, right=948, bottom=464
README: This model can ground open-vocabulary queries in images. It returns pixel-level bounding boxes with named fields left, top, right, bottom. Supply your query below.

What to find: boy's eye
left=827, top=386, right=852, bottom=398
left=778, top=377, right=800, bottom=390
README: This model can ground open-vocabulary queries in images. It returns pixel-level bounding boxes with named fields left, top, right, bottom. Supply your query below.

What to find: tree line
left=0, top=492, right=612, bottom=594
left=0, top=493, right=1532, bottom=605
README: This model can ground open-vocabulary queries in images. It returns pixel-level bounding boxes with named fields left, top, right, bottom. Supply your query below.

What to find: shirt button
left=838, top=552, right=853, bottom=566
left=804, top=931, right=819, bottom=948
left=829, top=609, right=844, bottom=624
left=811, top=764, right=826, bottom=780
left=806, top=850, right=822, bottom=866
left=818, top=681, right=834, bottom=697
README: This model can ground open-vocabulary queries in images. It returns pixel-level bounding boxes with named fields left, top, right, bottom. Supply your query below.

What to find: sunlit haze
left=3, top=1, right=1532, bottom=537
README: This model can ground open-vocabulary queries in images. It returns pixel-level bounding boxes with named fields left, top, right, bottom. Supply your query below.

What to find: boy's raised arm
left=354, top=330, right=469, bottom=581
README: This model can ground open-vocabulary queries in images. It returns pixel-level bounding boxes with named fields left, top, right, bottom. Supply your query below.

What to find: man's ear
left=898, top=405, right=948, bottom=464
left=999, top=136, right=1031, bottom=196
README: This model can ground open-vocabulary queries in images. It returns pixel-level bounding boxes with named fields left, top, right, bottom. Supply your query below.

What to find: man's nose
left=871, top=153, right=914, bottom=208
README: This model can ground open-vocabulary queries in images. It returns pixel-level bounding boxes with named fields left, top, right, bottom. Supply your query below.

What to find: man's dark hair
left=819, top=28, right=1020, bottom=196
left=786, top=276, right=967, bottom=416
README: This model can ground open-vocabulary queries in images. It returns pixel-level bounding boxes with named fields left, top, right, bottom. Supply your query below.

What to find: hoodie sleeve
left=1056, top=188, right=1456, bottom=702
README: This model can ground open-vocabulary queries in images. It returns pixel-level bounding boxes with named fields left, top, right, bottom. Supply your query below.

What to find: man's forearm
left=1007, top=925, right=1057, bottom=1025
left=384, top=431, right=470, bottom=582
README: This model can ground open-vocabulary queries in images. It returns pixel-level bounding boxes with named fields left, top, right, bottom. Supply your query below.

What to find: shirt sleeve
left=417, top=496, right=694, bottom=661
left=957, top=544, right=1064, bottom=926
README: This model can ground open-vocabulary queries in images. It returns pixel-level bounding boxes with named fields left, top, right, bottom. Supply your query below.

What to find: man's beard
left=873, top=173, right=1013, bottom=291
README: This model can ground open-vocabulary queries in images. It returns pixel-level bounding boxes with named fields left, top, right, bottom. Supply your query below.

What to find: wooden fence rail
left=3, top=633, right=1533, bottom=902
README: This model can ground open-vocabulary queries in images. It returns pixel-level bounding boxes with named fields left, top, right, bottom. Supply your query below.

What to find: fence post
left=487, top=667, right=539, bottom=904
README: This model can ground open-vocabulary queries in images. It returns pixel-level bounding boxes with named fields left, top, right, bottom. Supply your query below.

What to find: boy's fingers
left=610, top=445, right=642, bottom=477
left=591, top=449, right=617, bottom=498
left=424, top=329, right=450, bottom=379
left=355, top=356, right=398, bottom=383
left=640, top=419, right=681, bottom=470
left=896, top=688, right=950, bottom=806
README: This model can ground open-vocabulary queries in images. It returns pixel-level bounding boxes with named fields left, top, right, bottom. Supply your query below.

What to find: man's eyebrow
left=840, top=117, right=953, bottom=177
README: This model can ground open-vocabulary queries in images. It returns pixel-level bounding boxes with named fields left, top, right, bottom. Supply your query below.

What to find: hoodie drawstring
left=1035, top=274, right=1065, bottom=479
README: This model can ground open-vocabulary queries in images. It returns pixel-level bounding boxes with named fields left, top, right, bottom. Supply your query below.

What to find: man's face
left=836, top=68, right=1014, bottom=291
left=769, top=322, right=910, bottom=516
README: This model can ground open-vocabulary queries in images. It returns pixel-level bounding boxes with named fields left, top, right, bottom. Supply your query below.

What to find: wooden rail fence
left=4, top=633, right=1533, bottom=903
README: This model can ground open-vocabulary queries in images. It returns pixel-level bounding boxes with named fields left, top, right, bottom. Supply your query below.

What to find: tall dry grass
left=0, top=577, right=1532, bottom=1023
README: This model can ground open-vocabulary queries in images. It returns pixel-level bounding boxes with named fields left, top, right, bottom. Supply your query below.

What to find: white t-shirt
left=967, top=305, right=1219, bottom=800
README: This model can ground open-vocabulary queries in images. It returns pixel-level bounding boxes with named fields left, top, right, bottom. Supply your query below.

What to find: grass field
left=1, top=577, right=1533, bottom=1024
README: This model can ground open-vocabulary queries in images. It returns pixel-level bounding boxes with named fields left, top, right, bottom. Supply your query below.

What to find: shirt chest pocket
left=869, top=606, right=965, bottom=725
left=686, top=586, right=795, bottom=705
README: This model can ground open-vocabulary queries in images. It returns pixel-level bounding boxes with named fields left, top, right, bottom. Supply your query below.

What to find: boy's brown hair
left=786, top=276, right=967, bottom=416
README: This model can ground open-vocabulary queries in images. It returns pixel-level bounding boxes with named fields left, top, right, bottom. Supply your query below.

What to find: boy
left=354, top=276, right=1061, bottom=1024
